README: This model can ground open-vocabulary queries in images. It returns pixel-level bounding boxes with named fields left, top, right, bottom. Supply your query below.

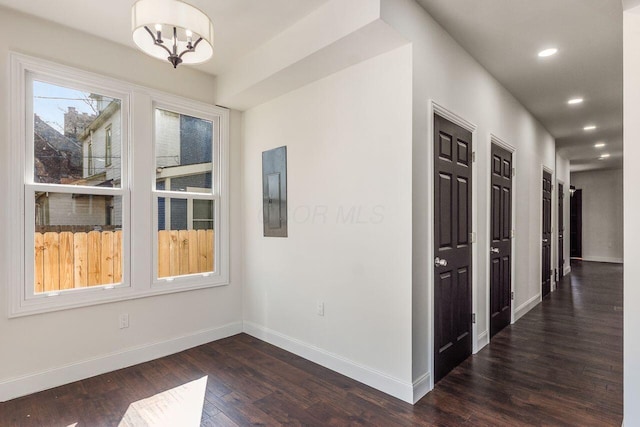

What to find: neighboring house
left=34, top=101, right=214, bottom=232
left=77, top=96, right=123, bottom=228
left=79, top=95, right=121, bottom=185
left=33, top=114, right=82, bottom=184
left=155, top=108, right=214, bottom=231
left=34, top=102, right=118, bottom=230
left=64, top=106, right=95, bottom=140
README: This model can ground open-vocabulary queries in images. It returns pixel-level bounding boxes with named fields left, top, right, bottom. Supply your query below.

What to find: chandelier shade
left=132, top=0, right=214, bottom=67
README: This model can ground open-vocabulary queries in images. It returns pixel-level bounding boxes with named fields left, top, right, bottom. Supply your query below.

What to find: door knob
left=434, top=257, right=448, bottom=267
left=542, top=239, right=548, bottom=243
left=490, top=247, right=500, bottom=254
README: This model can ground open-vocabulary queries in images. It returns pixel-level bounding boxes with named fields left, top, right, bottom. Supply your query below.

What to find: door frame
left=541, top=165, right=555, bottom=299
left=428, top=100, right=478, bottom=390
left=486, top=135, right=517, bottom=332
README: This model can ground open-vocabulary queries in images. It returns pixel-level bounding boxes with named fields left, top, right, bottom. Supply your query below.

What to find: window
left=8, top=53, right=229, bottom=316
left=153, top=107, right=219, bottom=282
left=88, top=140, right=94, bottom=175
left=105, top=126, right=112, bottom=167
left=30, top=79, right=125, bottom=297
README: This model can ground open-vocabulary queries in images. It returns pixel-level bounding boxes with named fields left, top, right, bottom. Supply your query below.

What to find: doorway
left=433, top=113, right=473, bottom=383
left=570, top=187, right=582, bottom=258
left=542, top=170, right=552, bottom=298
left=558, top=183, right=565, bottom=279
left=489, top=143, right=513, bottom=338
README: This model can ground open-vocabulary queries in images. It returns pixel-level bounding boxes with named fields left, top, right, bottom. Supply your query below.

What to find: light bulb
left=538, top=48, right=558, bottom=58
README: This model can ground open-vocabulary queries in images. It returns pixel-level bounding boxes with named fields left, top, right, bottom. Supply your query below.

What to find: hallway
left=417, top=261, right=623, bottom=425
left=0, top=263, right=623, bottom=426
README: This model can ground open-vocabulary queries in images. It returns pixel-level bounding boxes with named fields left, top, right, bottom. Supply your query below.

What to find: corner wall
left=570, top=169, right=623, bottom=263
left=379, top=0, right=557, bottom=388
left=0, top=7, right=242, bottom=401
left=241, top=46, right=415, bottom=401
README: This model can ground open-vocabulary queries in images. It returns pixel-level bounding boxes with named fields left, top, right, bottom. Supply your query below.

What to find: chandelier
left=132, top=0, right=214, bottom=68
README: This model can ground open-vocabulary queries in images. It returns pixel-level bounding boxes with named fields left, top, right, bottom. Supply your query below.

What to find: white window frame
left=151, top=98, right=227, bottom=286
left=8, top=53, right=230, bottom=317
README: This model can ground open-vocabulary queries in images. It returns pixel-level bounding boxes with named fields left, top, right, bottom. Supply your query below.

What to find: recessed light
left=584, top=125, right=597, bottom=131
left=600, top=153, right=611, bottom=159
left=568, top=98, right=584, bottom=105
left=538, top=48, right=558, bottom=57
left=594, top=142, right=606, bottom=148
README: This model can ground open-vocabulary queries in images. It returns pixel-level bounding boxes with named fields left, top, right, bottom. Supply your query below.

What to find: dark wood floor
left=0, top=261, right=622, bottom=426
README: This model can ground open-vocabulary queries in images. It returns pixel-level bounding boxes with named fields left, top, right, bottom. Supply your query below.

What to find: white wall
left=240, top=0, right=558, bottom=403
left=555, top=154, right=571, bottom=276
left=379, top=0, right=557, bottom=387
left=0, top=7, right=243, bottom=400
left=242, top=46, right=415, bottom=400
left=624, top=5, right=640, bottom=424
left=570, top=169, right=623, bottom=263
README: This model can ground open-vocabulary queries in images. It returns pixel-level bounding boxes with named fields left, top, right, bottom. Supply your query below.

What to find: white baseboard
left=412, top=372, right=431, bottom=404
left=0, top=321, right=243, bottom=402
left=514, top=293, right=541, bottom=322
left=581, top=256, right=623, bottom=264
left=243, top=321, right=414, bottom=404
left=564, top=265, right=572, bottom=275
left=476, top=330, right=489, bottom=351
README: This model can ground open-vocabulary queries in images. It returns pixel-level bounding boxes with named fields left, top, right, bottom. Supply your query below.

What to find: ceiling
left=417, top=0, right=623, bottom=172
left=0, top=0, right=328, bottom=75
left=0, top=0, right=622, bottom=172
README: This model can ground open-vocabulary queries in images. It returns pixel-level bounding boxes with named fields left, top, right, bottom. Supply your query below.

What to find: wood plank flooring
left=0, top=261, right=622, bottom=426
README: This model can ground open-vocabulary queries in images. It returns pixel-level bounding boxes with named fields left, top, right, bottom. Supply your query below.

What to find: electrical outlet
left=316, top=301, right=324, bottom=317
left=119, top=313, right=129, bottom=329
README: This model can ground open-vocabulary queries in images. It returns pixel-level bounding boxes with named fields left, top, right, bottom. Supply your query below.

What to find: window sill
left=9, top=279, right=230, bottom=318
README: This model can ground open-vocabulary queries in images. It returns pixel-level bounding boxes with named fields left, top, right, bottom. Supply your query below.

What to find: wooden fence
left=157, top=229, right=214, bottom=278
left=34, top=229, right=214, bottom=292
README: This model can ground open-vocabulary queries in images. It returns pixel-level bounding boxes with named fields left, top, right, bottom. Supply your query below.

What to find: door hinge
left=511, top=291, right=514, bottom=300
left=472, top=313, right=476, bottom=324
left=472, top=151, right=476, bottom=162
left=512, top=167, right=516, bottom=177
left=510, top=229, right=515, bottom=239
left=469, top=231, right=476, bottom=243
left=554, top=269, right=558, bottom=281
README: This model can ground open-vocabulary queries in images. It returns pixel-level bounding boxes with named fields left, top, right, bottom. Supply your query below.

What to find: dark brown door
left=433, top=114, right=472, bottom=384
left=570, top=188, right=582, bottom=258
left=558, top=183, right=564, bottom=280
left=542, top=170, right=552, bottom=298
left=489, top=144, right=512, bottom=338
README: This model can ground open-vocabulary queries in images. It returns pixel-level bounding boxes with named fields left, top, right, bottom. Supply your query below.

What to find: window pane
left=33, top=192, right=123, bottom=293
left=157, top=198, right=214, bottom=278
left=155, top=109, right=213, bottom=192
left=169, top=173, right=212, bottom=192
left=33, top=81, right=122, bottom=187
left=193, top=199, right=214, bottom=231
